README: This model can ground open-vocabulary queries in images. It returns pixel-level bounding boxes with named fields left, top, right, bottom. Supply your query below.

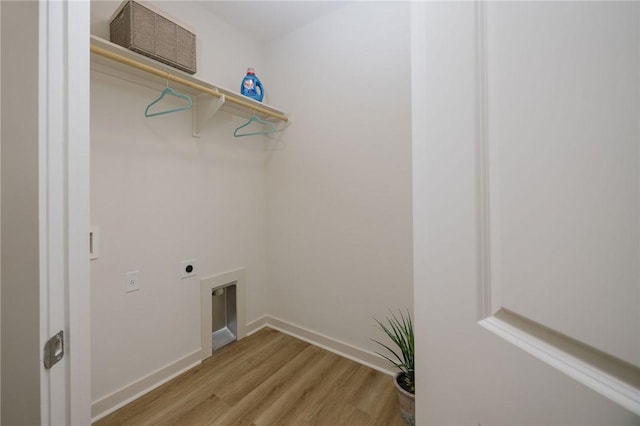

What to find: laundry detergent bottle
left=240, top=68, right=264, bottom=102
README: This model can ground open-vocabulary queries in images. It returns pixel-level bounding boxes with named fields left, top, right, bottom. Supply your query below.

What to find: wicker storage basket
left=110, top=0, right=196, bottom=74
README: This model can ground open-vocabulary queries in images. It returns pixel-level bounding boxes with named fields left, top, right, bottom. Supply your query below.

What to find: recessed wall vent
left=200, top=269, right=246, bottom=358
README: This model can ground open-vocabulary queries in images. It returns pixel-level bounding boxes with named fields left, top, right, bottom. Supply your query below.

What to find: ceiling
left=200, top=1, right=347, bottom=45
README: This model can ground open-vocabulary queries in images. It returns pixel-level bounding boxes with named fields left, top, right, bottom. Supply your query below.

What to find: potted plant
left=373, top=311, right=415, bottom=426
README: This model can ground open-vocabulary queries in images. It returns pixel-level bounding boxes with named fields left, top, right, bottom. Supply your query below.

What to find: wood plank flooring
left=94, top=328, right=405, bottom=426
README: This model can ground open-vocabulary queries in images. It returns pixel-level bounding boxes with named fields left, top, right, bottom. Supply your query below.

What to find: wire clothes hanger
left=233, top=112, right=277, bottom=137
left=145, top=74, right=193, bottom=117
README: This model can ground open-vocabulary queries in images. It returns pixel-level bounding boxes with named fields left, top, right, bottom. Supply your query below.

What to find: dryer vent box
left=110, top=0, right=197, bottom=74
left=212, top=284, right=237, bottom=351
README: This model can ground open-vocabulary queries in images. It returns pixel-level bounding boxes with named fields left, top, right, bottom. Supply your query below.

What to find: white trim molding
left=39, top=1, right=91, bottom=424
left=66, top=1, right=92, bottom=424
left=480, top=311, right=640, bottom=415
left=92, top=267, right=248, bottom=422
left=91, top=312, right=393, bottom=420
left=474, top=0, right=492, bottom=321
left=247, top=315, right=394, bottom=376
left=90, top=350, right=202, bottom=422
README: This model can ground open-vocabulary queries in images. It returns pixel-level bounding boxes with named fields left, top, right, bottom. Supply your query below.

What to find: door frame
left=39, top=0, right=91, bottom=424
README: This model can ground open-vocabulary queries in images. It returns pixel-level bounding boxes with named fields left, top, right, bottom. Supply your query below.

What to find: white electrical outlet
left=181, top=259, right=197, bottom=279
left=126, top=270, right=141, bottom=293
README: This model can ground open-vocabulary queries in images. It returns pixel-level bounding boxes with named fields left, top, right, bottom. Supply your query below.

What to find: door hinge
left=43, top=330, right=64, bottom=369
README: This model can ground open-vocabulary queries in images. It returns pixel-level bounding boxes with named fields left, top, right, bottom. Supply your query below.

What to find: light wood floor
left=94, top=328, right=405, bottom=426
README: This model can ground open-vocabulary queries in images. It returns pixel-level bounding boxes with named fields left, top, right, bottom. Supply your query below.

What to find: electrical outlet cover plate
left=126, top=270, right=141, bottom=293
left=181, top=259, right=197, bottom=279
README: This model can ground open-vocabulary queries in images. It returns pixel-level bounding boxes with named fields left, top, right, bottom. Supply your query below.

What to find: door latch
left=43, top=330, right=64, bottom=369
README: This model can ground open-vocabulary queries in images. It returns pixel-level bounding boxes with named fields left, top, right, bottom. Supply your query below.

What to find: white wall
left=90, top=2, right=639, bottom=423
left=91, top=1, right=414, bottom=416
left=263, top=2, right=413, bottom=355
left=92, top=3, right=414, bottom=412
left=0, top=1, right=41, bottom=425
left=412, top=2, right=638, bottom=424
left=266, top=3, right=412, bottom=356
left=90, top=0, right=272, bottom=410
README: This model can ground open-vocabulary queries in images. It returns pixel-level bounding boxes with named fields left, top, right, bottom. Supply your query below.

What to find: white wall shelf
left=89, top=35, right=288, bottom=137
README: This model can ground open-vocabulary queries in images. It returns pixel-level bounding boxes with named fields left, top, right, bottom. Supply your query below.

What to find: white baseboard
left=247, top=315, right=394, bottom=376
left=246, top=314, right=269, bottom=335
left=93, top=316, right=394, bottom=421
left=91, top=349, right=202, bottom=422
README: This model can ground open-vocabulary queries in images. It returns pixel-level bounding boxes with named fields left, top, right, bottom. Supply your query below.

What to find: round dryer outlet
left=180, top=259, right=198, bottom=279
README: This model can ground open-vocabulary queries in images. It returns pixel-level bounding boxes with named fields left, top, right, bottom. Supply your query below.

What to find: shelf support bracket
left=192, top=94, right=226, bottom=138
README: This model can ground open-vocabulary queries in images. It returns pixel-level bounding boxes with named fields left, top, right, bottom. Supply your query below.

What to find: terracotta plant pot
left=394, top=372, right=415, bottom=426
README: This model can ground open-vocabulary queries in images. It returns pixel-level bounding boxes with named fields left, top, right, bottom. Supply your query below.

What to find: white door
left=412, top=2, right=639, bottom=424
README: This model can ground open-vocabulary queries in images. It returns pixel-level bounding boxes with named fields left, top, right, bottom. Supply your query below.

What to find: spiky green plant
left=372, top=311, right=414, bottom=394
